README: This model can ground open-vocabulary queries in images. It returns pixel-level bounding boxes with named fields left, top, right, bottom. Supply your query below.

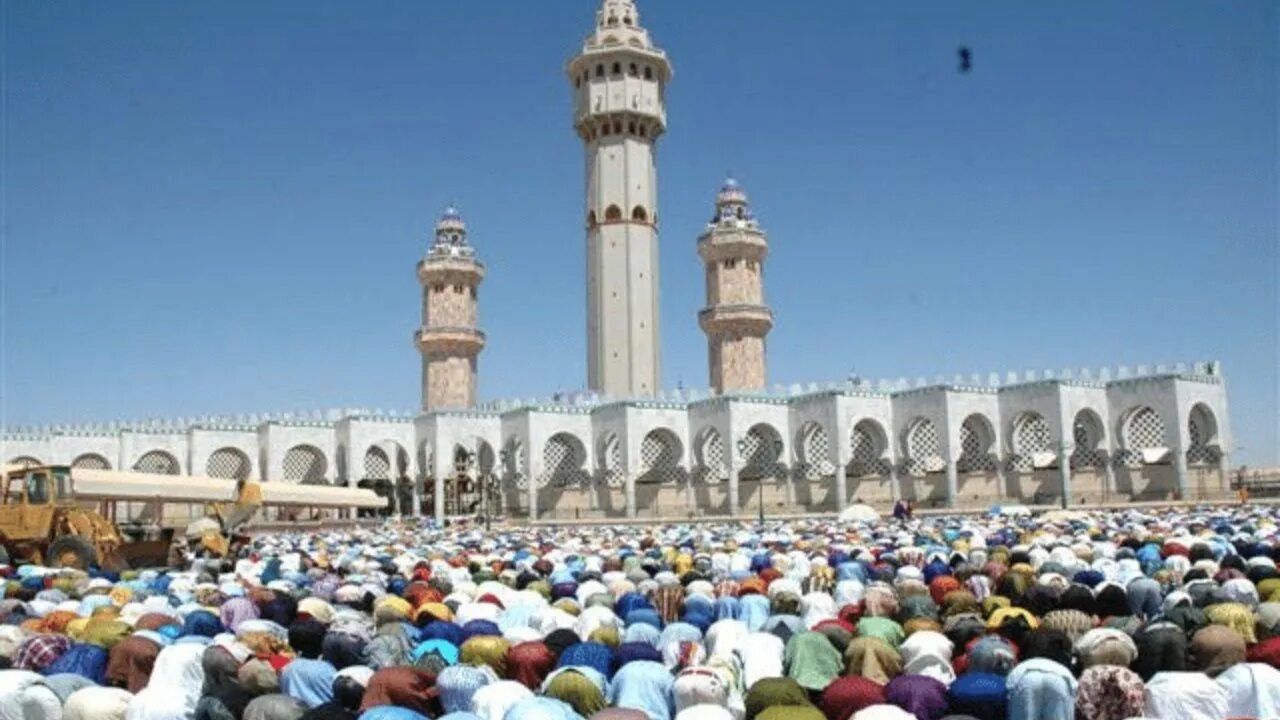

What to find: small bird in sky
left=958, top=46, right=973, bottom=73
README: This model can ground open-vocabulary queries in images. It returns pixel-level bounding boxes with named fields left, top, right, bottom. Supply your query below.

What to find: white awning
left=70, top=468, right=239, bottom=503
left=258, top=483, right=387, bottom=509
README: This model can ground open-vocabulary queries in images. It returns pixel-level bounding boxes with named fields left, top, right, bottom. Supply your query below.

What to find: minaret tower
left=568, top=0, right=672, bottom=397
left=415, top=206, right=486, bottom=411
left=698, top=178, right=773, bottom=394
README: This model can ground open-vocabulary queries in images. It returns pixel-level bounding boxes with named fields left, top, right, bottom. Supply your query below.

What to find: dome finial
left=433, top=202, right=468, bottom=246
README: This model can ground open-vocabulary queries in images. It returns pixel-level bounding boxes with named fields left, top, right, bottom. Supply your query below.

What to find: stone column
left=625, top=472, right=637, bottom=519
left=945, top=459, right=959, bottom=508
left=1217, top=450, right=1231, bottom=495
left=1173, top=448, right=1190, bottom=500
left=887, top=462, right=901, bottom=504
left=411, top=476, right=422, bottom=517
left=835, top=465, right=848, bottom=510
left=1103, top=455, right=1117, bottom=504
left=728, top=467, right=740, bottom=518
left=434, top=474, right=445, bottom=523
left=1057, top=445, right=1073, bottom=507
left=527, top=475, right=538, bottom=522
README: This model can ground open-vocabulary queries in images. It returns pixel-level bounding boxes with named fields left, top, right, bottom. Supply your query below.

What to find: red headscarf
left=819, top=676, right=886, bottom=720
left=507, top=641, right=556, bottom=689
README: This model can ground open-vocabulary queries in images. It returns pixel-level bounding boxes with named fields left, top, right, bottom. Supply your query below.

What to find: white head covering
left=1144, top=671, right=1230, bottom=720
left=64, top=687, right=132, bottom=720
left=1216, top=662, right=1280, bottom=719
left=0, top=670, right=64, bottom=720
left=471, top=680, right=533, bottom=720
left=125, top=643, right=205, bottom=720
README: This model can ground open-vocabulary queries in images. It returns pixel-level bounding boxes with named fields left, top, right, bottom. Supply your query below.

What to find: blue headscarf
left=45, top=643, right=108, bottom=685
left=420, top=621, right=464, bottom=647
left=436, top=665, right=495, bottom=714
left=280, top=657, right=337, bottom=709
left=183, top=610, right=224, bottom=638
left=607, top=660, right=673, bottom=720
left=556, top=642, right=615, bottom=679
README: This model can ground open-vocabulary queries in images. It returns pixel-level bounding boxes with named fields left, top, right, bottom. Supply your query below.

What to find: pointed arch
left=631, top=205, right=648, bottom=222
left=540, top=433, right=589, bottom=488
left=739, top=423, right=784, bottom=481
left=957, top=414, right=997, bottom=473
left=604, top=205, right=622, bottom=222
left=693, top=427, right=727, bottom=483
left=1009, top=411, right=1053, bottom=472
left=795, top=421, right=835, bottom=480
left=1187, top=403, right=1220, bottom=465
left=848, top=419, right=889, bottom=477
left=638, top=428, right=683, bottom=484
left=1070, top=409, right=1107, bottom=469
left=903, top=418, right=943, bottom=476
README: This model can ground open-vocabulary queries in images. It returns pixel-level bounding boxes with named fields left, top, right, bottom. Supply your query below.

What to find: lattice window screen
left=599, top=435, right=623, bottom=487
left=134, top=451, right=178, bottom=475
left=9, top=456, right=41, bottom=468
left=1070, top=417, right=1106, bottom=469
left=1125, top=407, right=1167, bottom=451
left=363, top=448, right=390, bottom=480
left=1186, top=411, right=1218, bottom=465
left=71, top=454, right=110, bottom=470
left=283, top=446, right=327, bottom=483
left=1011, top=414, right=1052, bottom=472
left=740, top=426, right=783, bottom=480
left=504, top=440, right=528, bottom=490
left=799, top=424, right=834, bottom=480
left=207, top=448, right=250, bottom=480
left=904, top=420, right=943, bottom=476
left=540, top=434, right=586, bottom=488
left=848, top=423, right=888, bottom=477
left=957, top=418, right=996, bottom=473
left=698, top=430, right=728, bottom=483
left=639, top=431, right=681, bottom=484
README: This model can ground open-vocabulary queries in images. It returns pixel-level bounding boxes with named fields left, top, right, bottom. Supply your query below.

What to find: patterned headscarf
left=1075, top=665, right=1145, bottom=720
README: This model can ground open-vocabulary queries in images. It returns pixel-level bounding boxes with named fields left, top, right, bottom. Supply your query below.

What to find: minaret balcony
left=417, top=258, right=486, bottom=286
left=415, top=326, right=486, bottom=357
left=697, top=231, right=768, bottom=263
left=698, top=304, right=774, bottom=337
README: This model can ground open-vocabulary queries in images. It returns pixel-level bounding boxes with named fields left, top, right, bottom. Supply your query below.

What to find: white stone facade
left=1, top=364, right=1233, bottom=522
left=570, top=0, right=670, bottom=398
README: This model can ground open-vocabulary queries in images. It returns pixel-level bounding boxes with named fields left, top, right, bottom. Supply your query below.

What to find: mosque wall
left=1, top=367, right=1233, bottom=522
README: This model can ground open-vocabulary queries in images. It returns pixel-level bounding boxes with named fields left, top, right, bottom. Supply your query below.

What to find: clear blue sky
left=4, top=1, right=1277, bottom=465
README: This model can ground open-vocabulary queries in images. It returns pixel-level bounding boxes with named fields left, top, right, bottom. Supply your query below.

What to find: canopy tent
left=838, top=503, right=881, bottom=523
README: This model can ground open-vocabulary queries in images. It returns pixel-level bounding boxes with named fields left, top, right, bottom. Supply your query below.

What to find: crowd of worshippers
left=0, top=507, right=1277, bottom=720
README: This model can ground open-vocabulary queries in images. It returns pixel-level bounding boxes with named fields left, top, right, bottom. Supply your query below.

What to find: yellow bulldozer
left=0, top=464, right=262, bottom=570
left=0, top=463, right=387, bottom=570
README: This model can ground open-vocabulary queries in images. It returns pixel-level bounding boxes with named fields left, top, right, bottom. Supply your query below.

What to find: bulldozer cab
left=1, top=465, right=70, bottom=506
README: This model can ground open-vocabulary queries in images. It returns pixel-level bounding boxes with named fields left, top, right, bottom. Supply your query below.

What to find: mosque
left=2, top=1, right=1234, bottom=522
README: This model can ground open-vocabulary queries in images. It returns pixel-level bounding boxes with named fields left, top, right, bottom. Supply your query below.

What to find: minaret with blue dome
left=698, top=177, right=773, bottom=394
left=415, top=205, right=486, bottom=411
left=567, top=0, right=671, bottom=398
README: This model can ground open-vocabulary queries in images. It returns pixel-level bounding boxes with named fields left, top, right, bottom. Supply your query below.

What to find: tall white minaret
left=568, top=0, right=671, bottom=398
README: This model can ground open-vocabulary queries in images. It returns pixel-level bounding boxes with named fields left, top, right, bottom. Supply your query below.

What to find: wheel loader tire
left=48, top=535, right=97, bottom=570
